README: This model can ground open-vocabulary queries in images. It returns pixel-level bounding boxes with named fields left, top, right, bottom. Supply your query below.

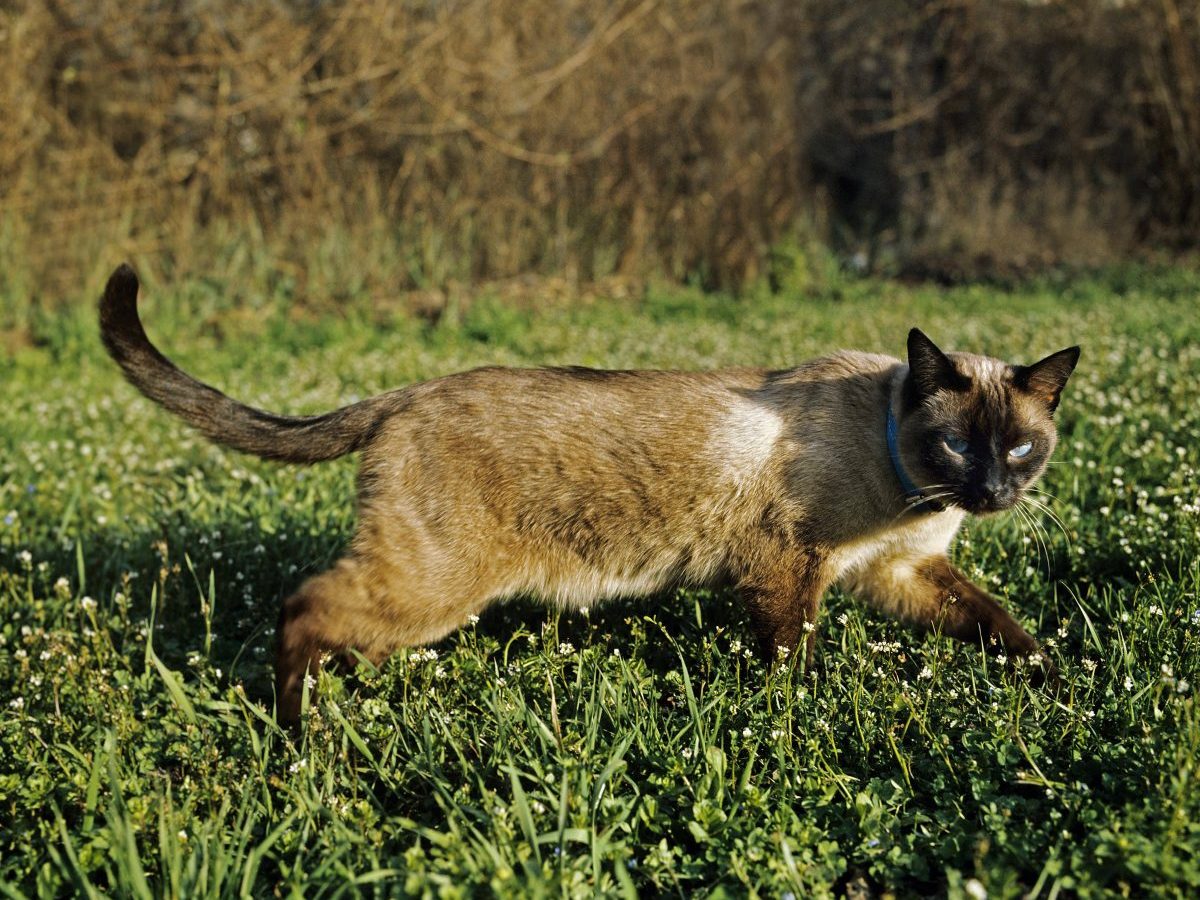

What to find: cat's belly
left=505, top=545, right=726, bottom=610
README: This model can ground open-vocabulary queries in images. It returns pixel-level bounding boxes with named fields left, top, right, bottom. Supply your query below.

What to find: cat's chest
left=828, top=509, right=965, bottom=581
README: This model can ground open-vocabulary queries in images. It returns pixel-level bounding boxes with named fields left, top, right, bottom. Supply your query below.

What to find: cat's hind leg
left=274, top=555, right=477, bottom=725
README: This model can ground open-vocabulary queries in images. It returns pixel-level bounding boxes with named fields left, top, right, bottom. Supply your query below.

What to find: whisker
left=1013, top=502, right=1051, bottom=574
left=1022, top=494, right=1073, bottom=545
left=1020, top=497, right=1070, bottom=570
left=907, top=490, right=957, bottom=508
left=1023, top=501, right=1054, bottom=572
left=1026, top=486, right=1062, bottom=502
left=888, top=486, right=958, bottom=524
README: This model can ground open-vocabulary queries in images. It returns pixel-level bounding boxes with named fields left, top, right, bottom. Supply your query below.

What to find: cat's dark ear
left=906, top=328, right=969, bottom=398
left=1013, top=346, right=1080, bottom=413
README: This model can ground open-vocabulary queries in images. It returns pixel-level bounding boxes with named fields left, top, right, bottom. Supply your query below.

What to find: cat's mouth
left=958, top=491, right=1019, bottom=515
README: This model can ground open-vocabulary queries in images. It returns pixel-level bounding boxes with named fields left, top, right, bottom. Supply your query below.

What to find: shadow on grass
left=6, top=507, right=770, bottom=711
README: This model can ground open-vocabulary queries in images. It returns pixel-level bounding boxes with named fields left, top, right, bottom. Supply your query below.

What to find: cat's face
left=901, top=329, right=1079, bottom=515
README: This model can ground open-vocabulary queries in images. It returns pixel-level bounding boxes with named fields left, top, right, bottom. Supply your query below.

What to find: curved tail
left=99, top=264, right=394, bottom=463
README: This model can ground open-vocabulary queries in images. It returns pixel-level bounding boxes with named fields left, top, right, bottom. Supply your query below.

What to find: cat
left=99, top=264, right=1078, bottom=723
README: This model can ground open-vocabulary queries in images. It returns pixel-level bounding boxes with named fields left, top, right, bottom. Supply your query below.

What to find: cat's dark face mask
left=900, top=329, right=1080, bottom=515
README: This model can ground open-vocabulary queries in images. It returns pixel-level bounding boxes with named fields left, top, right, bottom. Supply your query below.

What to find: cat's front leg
left=850, top=554, right=1056, bottom=680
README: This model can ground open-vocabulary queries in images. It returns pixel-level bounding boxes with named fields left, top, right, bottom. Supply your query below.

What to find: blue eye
left=944, top=435, right=969, bottom=455
left=1009, top=441, right=1034, bottom=459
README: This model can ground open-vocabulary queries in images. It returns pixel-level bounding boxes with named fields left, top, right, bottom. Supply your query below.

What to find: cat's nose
left=979, top=470, right=1013, bottom=509
left=985, top=487, right=1014, bottom=509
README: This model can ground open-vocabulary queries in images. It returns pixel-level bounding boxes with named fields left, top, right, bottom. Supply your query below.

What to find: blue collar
left=886, top=400, right=941, bottom=514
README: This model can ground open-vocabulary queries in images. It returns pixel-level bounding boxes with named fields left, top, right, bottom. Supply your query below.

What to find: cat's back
left=392, top=363, right=766, bottom=440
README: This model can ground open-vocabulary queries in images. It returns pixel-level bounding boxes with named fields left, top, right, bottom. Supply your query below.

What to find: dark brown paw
left=1014, top=645, right=1060, bottom=690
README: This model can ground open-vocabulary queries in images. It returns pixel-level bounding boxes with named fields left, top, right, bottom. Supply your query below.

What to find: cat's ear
left=907, top=328, right=969, bottom=397
left=1013, top=346, right=1080, bottom=413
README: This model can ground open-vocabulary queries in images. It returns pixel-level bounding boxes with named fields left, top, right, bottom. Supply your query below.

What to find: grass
left=2, top=265, right=1199, bottom=897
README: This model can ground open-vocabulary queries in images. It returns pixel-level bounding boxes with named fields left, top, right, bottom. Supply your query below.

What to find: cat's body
left=350, top=356, right=959, bottom=611
left=99, top=265, right=1078, bottom=723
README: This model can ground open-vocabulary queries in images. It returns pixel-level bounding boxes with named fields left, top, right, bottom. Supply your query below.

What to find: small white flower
left=964, top=878, right=988, bottom=899
left=17, top=550, right=32, bottom=567
left=919, top=665, right=933, bottom=680
left=996, top=654, right=1008, bottom=665
left=289, top=758, right=307, bottom=774
left=467, top=614, right=480, bottom=626
left=681, top=747, right=693, bottom=760
left=611, top=648, right=621, bottom=658
left=801, top=621, right=816, bottom=633
left=557, top=642, right=575, bottom=656
left=8, top=697, right=24, bottom=710
left=80, top=596, right=97, bottom=612
left=177, top=830, right=188, bottom=842
left=742, top=727, right=753, bottom=738
left=1123, top=675, right=1134, bottom=691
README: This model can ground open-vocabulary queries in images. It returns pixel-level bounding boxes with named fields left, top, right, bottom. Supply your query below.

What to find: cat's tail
left=99, top=263, right=394, bottom=464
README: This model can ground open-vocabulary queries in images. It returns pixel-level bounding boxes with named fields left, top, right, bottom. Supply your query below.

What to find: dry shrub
left=801, top=0, right=1200, bottom=280
left=0, top=0, right=1196, bottom=307
left=0, top=0, right=804, bottom=304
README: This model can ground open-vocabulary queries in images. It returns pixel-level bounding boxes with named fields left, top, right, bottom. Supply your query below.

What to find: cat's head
left=899, top=328, right=1079, bottom=515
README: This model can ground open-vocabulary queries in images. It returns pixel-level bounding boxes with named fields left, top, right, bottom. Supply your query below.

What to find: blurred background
left=1, top=0, right=1197, bottom=309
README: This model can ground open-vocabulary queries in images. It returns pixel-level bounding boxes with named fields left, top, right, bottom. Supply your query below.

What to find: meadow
left=1, top=266, right=1199, bottom=897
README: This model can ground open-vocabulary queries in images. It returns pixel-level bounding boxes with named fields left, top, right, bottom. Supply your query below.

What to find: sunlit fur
left=99, top=265, right=1080, bottom=723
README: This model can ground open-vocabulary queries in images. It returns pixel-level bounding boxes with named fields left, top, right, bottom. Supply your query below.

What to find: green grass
left=2, top=267, right=1199, bottom=897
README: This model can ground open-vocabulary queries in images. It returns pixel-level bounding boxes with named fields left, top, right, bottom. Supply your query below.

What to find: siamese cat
left=99, top=264, right=1078, bottom=723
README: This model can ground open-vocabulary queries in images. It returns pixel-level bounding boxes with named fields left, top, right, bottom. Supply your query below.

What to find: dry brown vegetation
left=1, top=0, right=1197, bottom=307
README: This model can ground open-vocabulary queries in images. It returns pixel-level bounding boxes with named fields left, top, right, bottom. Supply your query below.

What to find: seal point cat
left=100, top=264, right=1078, bottom=723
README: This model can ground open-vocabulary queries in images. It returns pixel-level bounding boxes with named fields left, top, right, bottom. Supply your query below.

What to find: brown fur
left=99, top=266, right=1078, bottom=723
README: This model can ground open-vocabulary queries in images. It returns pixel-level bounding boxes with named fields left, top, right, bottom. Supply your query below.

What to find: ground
left=1, top=267, right=1199, bottom=897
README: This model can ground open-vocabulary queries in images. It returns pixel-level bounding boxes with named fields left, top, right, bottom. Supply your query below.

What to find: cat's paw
left=1022, top=647, right=1060, bottom=691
